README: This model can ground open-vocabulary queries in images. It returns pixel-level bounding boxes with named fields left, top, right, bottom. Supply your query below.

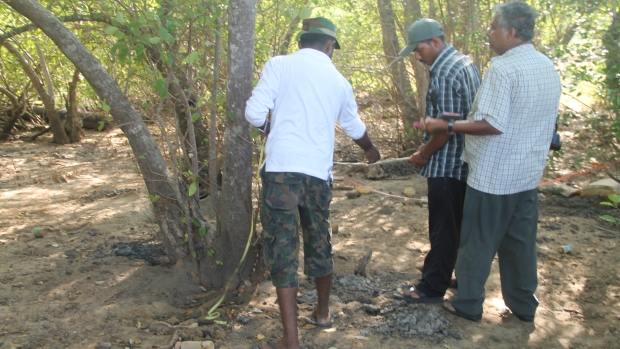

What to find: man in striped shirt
left=395, top=19, right=481, bottom=303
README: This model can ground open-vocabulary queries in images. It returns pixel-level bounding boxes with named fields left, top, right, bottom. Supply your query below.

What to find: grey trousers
left=451, top=185, right=539, bottom=318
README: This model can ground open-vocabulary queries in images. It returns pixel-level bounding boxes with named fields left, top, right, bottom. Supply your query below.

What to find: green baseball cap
left=298, top=17, right=341, bottom=49
left=398, top=18, right=443, bottom=57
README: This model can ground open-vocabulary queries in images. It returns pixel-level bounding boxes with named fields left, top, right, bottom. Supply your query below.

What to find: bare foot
left=314, top=306, right=333, bottom=326
left=259, top=338, right=299, bottom=349
left=399, top=287, right=421, bottom=299
left=444, top=301, right=456, bottom=312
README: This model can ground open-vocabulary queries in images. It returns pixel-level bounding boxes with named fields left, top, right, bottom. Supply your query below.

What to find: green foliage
left=600, top=193, right=620, bottom=226
left=148, top=194, right=161, bottom=202
left=188, top=182, right=197, bottom=197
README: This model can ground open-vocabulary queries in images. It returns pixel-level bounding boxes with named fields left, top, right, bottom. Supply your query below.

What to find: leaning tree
left=2, top=0, right=259, bottom=290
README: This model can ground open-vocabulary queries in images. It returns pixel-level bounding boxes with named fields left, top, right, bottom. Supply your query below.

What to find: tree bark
left=3, top=0, right=188, bottom=262
left=377, top=0, right=420, bottom=149
left=603, top=9, right=620, bottom=115
left=2, top=40, right=69, bottom=144
left=402, top=0, right=428, bottom=119
left=67, top=69, right=82, bottom=142
left=199, top=0, right=259, bottom=288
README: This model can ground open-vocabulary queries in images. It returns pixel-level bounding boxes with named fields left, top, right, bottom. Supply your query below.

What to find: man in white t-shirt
left=245, top=17, right=379, bottom=349
left=422, top=2, right=561, bottom=323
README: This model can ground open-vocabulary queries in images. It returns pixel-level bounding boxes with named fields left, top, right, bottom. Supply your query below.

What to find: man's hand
left=364, top=145, right=380, bottom=164
left=408, top=151, right=428, bottom=167
left=420, top=117, right=448, bottom=134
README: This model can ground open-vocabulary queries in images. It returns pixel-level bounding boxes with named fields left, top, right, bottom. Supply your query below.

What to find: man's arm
left=353, top=131, right=380, bottom=164
left=409, top=131, right=450, bottom=167
left=422, top=118, right=502, bottom=135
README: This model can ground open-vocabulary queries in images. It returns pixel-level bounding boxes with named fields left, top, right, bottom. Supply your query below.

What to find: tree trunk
left=4, top=0, right=189, bottom=262
left=603, top=8, right=620, bottom=115
left=66, top=69, right=82, bottom=142
left=199, top=0, right=259, bottom=288
left=402, top=0, right=428, bottom=120
left=377, top=0, right=419, bottom=149
left=2, top=41, right=69, bottom=144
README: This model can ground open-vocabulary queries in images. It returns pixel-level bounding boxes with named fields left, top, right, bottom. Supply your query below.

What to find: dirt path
left=1, top=129, right=619, bottom=349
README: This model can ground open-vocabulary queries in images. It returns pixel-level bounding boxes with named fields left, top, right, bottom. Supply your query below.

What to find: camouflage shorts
left=260, top=170, right=334, bottom=288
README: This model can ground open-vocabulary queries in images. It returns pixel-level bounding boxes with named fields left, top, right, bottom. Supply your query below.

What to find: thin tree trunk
left=199, top=0, right=258, bottom=288
left=3, top=0, right=189, bottom=262
left=209, top=17, right=223, bottom=197
left=2, top=40, right=69, bottom=144
left=378, top=0, right=419, bottom=149
left=67, top=69, right=82, bottom=142
left=278, top=14, right=302, bottom=55
left=35, top=42, right=54, bottom=102
left=402, top=0, right=428, bottom=120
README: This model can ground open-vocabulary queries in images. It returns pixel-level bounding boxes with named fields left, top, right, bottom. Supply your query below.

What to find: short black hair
left=299, top=33, right=334, bottom=48
left=419, top=35, right=446, bottom=46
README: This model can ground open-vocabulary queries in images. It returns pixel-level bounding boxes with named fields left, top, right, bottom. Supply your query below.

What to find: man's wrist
left=419, top=152, right=429, bottom=160
left=257, top=120, right=269, bottom=132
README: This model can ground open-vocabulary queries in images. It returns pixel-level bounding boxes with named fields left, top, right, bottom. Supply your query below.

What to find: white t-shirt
left=245, top=48, right=366, bottom=181
left=463, top=44, right=562, bottom=195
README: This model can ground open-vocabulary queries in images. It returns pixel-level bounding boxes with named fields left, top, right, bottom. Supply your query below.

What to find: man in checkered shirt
left=423, top=2, right=562, bottom=322
left=395, top=19, right=481, bottom=303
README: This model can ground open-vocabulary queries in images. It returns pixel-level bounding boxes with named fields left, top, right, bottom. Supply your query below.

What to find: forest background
left=0, top=0, right=619, bottom=300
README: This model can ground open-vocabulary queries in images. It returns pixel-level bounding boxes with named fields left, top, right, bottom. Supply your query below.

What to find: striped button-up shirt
left=420, top=45, right=481, bottom=181
left=463, top=44, right=562, bottom=195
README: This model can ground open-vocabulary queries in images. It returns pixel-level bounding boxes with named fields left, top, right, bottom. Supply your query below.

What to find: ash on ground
left=332, top=273, right=382, bottom=303
left=367, top=301, right=463, bottom=341
left=113, top=241, right=166, bottom=264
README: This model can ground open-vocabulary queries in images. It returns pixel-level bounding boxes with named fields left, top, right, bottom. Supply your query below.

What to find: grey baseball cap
left=398, top=18, right=444, bottom=57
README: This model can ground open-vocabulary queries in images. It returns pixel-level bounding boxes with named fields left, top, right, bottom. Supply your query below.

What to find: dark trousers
left=416, top=177, right=467, bottom=298
left=451, top=186, right=539, bottom=318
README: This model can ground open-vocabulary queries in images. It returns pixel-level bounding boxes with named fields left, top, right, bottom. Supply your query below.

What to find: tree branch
left=0, top=14, right=110, bottom=44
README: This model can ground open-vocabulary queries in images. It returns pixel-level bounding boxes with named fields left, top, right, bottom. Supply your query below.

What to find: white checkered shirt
left=463, top=44, right=562, bottom=195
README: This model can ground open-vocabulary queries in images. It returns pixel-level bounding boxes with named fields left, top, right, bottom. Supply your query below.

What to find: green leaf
left=104, top=26, right=119, bottom=35
left=228, top=110, right=235, bottom=121
left=184, top=234, right=189, bottom=243
left=138, top=155, right=145, bottom=159
left=148, top=194, right=160, bottom=203
left=252, top=129, right=260, bottom=139
left=133, top=167, right=138, bottom=173
left=102, top=100, right=111, bottom=112
left=116, top=12, right=126, bottom=24
left=609, top=194, right=620, bottom=205
left=601, top=215, right=617, bottom=223
left=207, top=249, right=214, bottom=257
left=183, top=51, right=201, bottom=64
left=158, top=26, right=174, bottom=44
left=191, top=251, right=197, bottom=258
left=192, top=112, right=201, bottom=123
left=600, top=201, right=616, bottom=207
left=181, top=217, right=187, bottom=224
left=188, top=183, right=197, bottom=197
left=192, top=218, right=201, bottom=227
left=199, top=227, right=207, bottom=237
left=149, top=37, right=161, bottom=44
left=215, top=259, right=223, bottom=265
left=98, top=121, right=105, bottom=131
left=299, top=8, right=313, bottom=19
left=155, top=78, right=167, bottom=98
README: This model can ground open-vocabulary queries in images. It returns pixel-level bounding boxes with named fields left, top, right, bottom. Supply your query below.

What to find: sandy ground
left=1, top=126, right=620, bottom=349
